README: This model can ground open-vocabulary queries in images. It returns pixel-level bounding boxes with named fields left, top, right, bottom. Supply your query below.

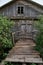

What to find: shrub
left=31, top=63, right=36, bottom=65
left=34, top=15, right=43, bottom=57
left=0, top=15, right=14, bottom=61
left=5, top=62, right=14, bottom=65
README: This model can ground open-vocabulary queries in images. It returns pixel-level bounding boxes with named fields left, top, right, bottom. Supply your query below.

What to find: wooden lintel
left=9, top=16, right=39, bottom=20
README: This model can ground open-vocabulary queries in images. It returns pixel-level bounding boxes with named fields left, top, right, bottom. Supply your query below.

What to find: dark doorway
left=26, top=63, right=38, bottom=65
left=13, top=62, right=22, bottom=65
left=27, top=63, right=31, bottom=65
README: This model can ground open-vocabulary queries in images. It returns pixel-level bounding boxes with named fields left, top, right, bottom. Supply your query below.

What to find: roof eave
left=0, top=0, right=43, bottom=10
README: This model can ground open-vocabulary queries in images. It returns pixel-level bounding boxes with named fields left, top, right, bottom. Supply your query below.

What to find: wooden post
left=12, top=32, right=15, bottom=45
left=22, top=63, right=26, bottom=65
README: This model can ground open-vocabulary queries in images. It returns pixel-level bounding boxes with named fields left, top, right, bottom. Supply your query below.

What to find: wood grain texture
left=0, top=0, right=43, bottom=18
left=5, top=39, right=43, bottom=63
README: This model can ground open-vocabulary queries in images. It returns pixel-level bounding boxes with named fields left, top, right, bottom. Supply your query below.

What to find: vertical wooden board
left=0, top=0, right=41, bottom=17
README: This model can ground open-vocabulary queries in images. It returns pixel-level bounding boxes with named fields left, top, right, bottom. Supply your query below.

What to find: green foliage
left=4, top=62, right=37, bottom=65
left=5, top=62, right=14, bottom=65
left=4, top=62, right=38, bottom=65
left=31, top=63, right=36, bottom=65
left=0, top=15, right=14, bottom=61
left=4, top=62, right=20, bottom=65
left=34, top=15, right=43, bottom=57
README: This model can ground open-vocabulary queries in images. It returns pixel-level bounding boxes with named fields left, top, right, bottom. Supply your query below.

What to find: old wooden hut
left=0, top=0, right=43, bottom=65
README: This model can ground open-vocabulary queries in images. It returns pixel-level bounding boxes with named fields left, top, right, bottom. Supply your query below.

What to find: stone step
left=25, top=58, right=43, bottom=63
left=14, top=52, right=40, bottom=55
left=5, top=57, right=43, bottom=63
left=9, top=51, right=40, bottom=56
left=9, top=50, right=40, bottom=55
left=8, top=49, right=40, bottom=58
left=17, top=40, right=35, bottom=44
left=14, top=50, right=39, bottom=53
left=15, top=46, right=34, bottom=48
left=7, top=54, right=40, bottom=58
left=7, top=53, right=41, bottom=59
left=16, top=44, right=36, bottom=46
left=9, top=46, right=38, bottom=54
left=13, top=48, right=35, bottom=52
left=16, top=36, right=32, bottom=39
left=5, top=39, right=43, bottom=63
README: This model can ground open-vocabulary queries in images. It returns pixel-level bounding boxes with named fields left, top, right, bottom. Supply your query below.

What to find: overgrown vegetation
left=0, top=15, right=43, bottom=65
left=31, top=63, right=36, bottom=65
left=5, top=62, right=22, bottom=65
left=5, top=62, right=14, bottom=65
left=0, top=16, right=14, bottom=62
left=34, top=15, right=43, bottom=58
left=5, top=62, right=37, bottom=65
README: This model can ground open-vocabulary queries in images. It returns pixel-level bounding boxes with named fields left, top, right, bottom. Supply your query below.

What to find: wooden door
left=19, top=20, right=33, bottom=39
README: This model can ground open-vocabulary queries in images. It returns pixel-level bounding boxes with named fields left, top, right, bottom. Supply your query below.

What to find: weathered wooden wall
left=0, top=0, right=43, bottom=40
left=0, top=1, right=42, bottom=18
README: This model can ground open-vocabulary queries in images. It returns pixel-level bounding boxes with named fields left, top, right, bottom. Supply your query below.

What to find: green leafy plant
left=31, top=63, right=36, bottom=65
left=4, top=62, right=22, bottom=65
left=0, top=15, right=14, bottom=61
left=34, top=15, right=43, bottom=57
left=5, top=62, right=14, bottom=65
